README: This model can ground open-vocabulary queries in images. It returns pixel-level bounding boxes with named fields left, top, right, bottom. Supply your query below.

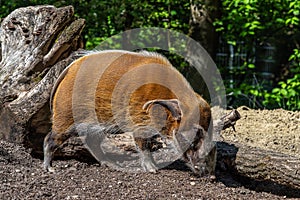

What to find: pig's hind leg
left=43, top=126, right=77, bottom=172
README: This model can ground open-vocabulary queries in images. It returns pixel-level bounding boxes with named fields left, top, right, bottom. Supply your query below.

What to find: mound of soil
left=222, top=106, right=299, bottom=156
left=0, top=107, right=299, bottom=199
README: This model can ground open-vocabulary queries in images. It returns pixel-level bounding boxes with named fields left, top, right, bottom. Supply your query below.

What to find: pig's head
left=142, top=98, right=216, bottom=177
left=178, top=125, right=216, bottom=178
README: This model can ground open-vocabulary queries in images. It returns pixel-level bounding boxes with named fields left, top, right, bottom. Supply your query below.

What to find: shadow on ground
left=163, top=142, right=300, bottom=198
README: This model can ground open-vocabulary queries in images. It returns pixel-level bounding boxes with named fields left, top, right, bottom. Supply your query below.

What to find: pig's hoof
left=43, top=164, right=56, bottom=173
left=148, top=168, right=157, bottom=173
left=197, top=173, right=216, bottom=182
left=207, top=175, right=216, bottom=182
left=47, top=167, right=56, bottom=173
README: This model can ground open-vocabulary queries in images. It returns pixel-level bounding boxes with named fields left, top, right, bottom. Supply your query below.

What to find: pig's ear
left=142, top=99, right=182, bottom=121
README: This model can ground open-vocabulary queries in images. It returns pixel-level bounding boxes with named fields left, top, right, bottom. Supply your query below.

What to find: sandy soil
left=222, top=106, right=300, bottom=157
left=0, top=107, right=299, bottom=199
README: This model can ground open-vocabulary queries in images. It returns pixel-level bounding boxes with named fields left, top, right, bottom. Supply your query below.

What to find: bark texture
left=101, top=110, right=300, bottom=190
left=217, top=142, right=300, bottom=190
left=188, top=0, right=221, bottom=59
left=0, top=5, right=86, bottom=151
left=184, top=0, right=221, bottom=100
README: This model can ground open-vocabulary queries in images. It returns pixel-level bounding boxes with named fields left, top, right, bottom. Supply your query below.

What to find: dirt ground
left=221, top=106, right=300, bottom=157
left=0, top=107, right=299, bottom=200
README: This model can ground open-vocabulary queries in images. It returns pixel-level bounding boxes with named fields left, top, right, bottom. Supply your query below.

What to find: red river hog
left=43, top=50, right=216, bottom=176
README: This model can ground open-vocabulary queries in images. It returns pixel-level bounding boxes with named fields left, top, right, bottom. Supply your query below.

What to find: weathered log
left=0, top=5, right=86, bottom=151
left=106, top=110, right=300, bottom=190
left=219, top=109, right=241, bottom=131
left=214, top=109, right=241, bottom=132
left=217, top=141, right=300, bottom=190
left=108, top=109, right=242, bottom=153
left=216, top=110, right=300, bottom=190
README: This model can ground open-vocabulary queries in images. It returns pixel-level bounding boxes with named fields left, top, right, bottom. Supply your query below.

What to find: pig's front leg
left=133, top=127, right=165, bottom=173
left=138, top=148, right=158, bottom=173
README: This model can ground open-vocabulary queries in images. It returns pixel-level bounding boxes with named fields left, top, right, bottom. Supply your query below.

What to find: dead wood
left=216, top=110, right=300, bottom=190
left=108, top=110, right=300, bottom=190
left=109, top=109, right=242, bottom=153
left=217, top=141, right=300, bottom=190
left=0, top=5, right=86, bottom=150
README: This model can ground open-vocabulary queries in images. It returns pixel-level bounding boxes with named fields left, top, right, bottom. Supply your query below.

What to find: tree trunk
left=217, top=142, right=300, bottom=190
left=188, top=0, right=221, bottom=59
left=184, top=0, right=221, bottom=100
left=0, top=5, right=86, bottom=152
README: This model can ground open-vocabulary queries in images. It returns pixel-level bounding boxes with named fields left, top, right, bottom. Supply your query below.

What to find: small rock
left=190, top=181, right=196, bottom=186
left=69, top=167, right=77, bottom=171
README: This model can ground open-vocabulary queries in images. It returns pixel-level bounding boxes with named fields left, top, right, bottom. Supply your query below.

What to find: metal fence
left=215, top=39, right=248, bottom=88
left=215, top=39, right=277, bottom=91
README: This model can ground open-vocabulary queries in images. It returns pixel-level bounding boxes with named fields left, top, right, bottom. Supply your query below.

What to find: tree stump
left=0, top=5, right=86, bottom=153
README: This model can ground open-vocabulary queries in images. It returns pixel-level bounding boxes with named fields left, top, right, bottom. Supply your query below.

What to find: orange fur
left=51, top=51, right=211, bottom=138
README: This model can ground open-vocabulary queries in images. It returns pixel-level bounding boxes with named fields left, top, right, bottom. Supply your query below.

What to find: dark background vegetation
left=1, top=0, right=299, bottom=110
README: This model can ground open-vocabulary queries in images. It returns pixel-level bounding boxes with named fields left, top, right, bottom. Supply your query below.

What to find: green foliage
left=215, top=0, right=300, bottom=110
left=215, top=0, right=299, bottom=43
left=263, top=49, right=300, bottom=110
left=1, top=0, right=299, bottom=110
left=0, top=0, right=190, bottom=50
left=226, top=48, right=300, bottom=111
